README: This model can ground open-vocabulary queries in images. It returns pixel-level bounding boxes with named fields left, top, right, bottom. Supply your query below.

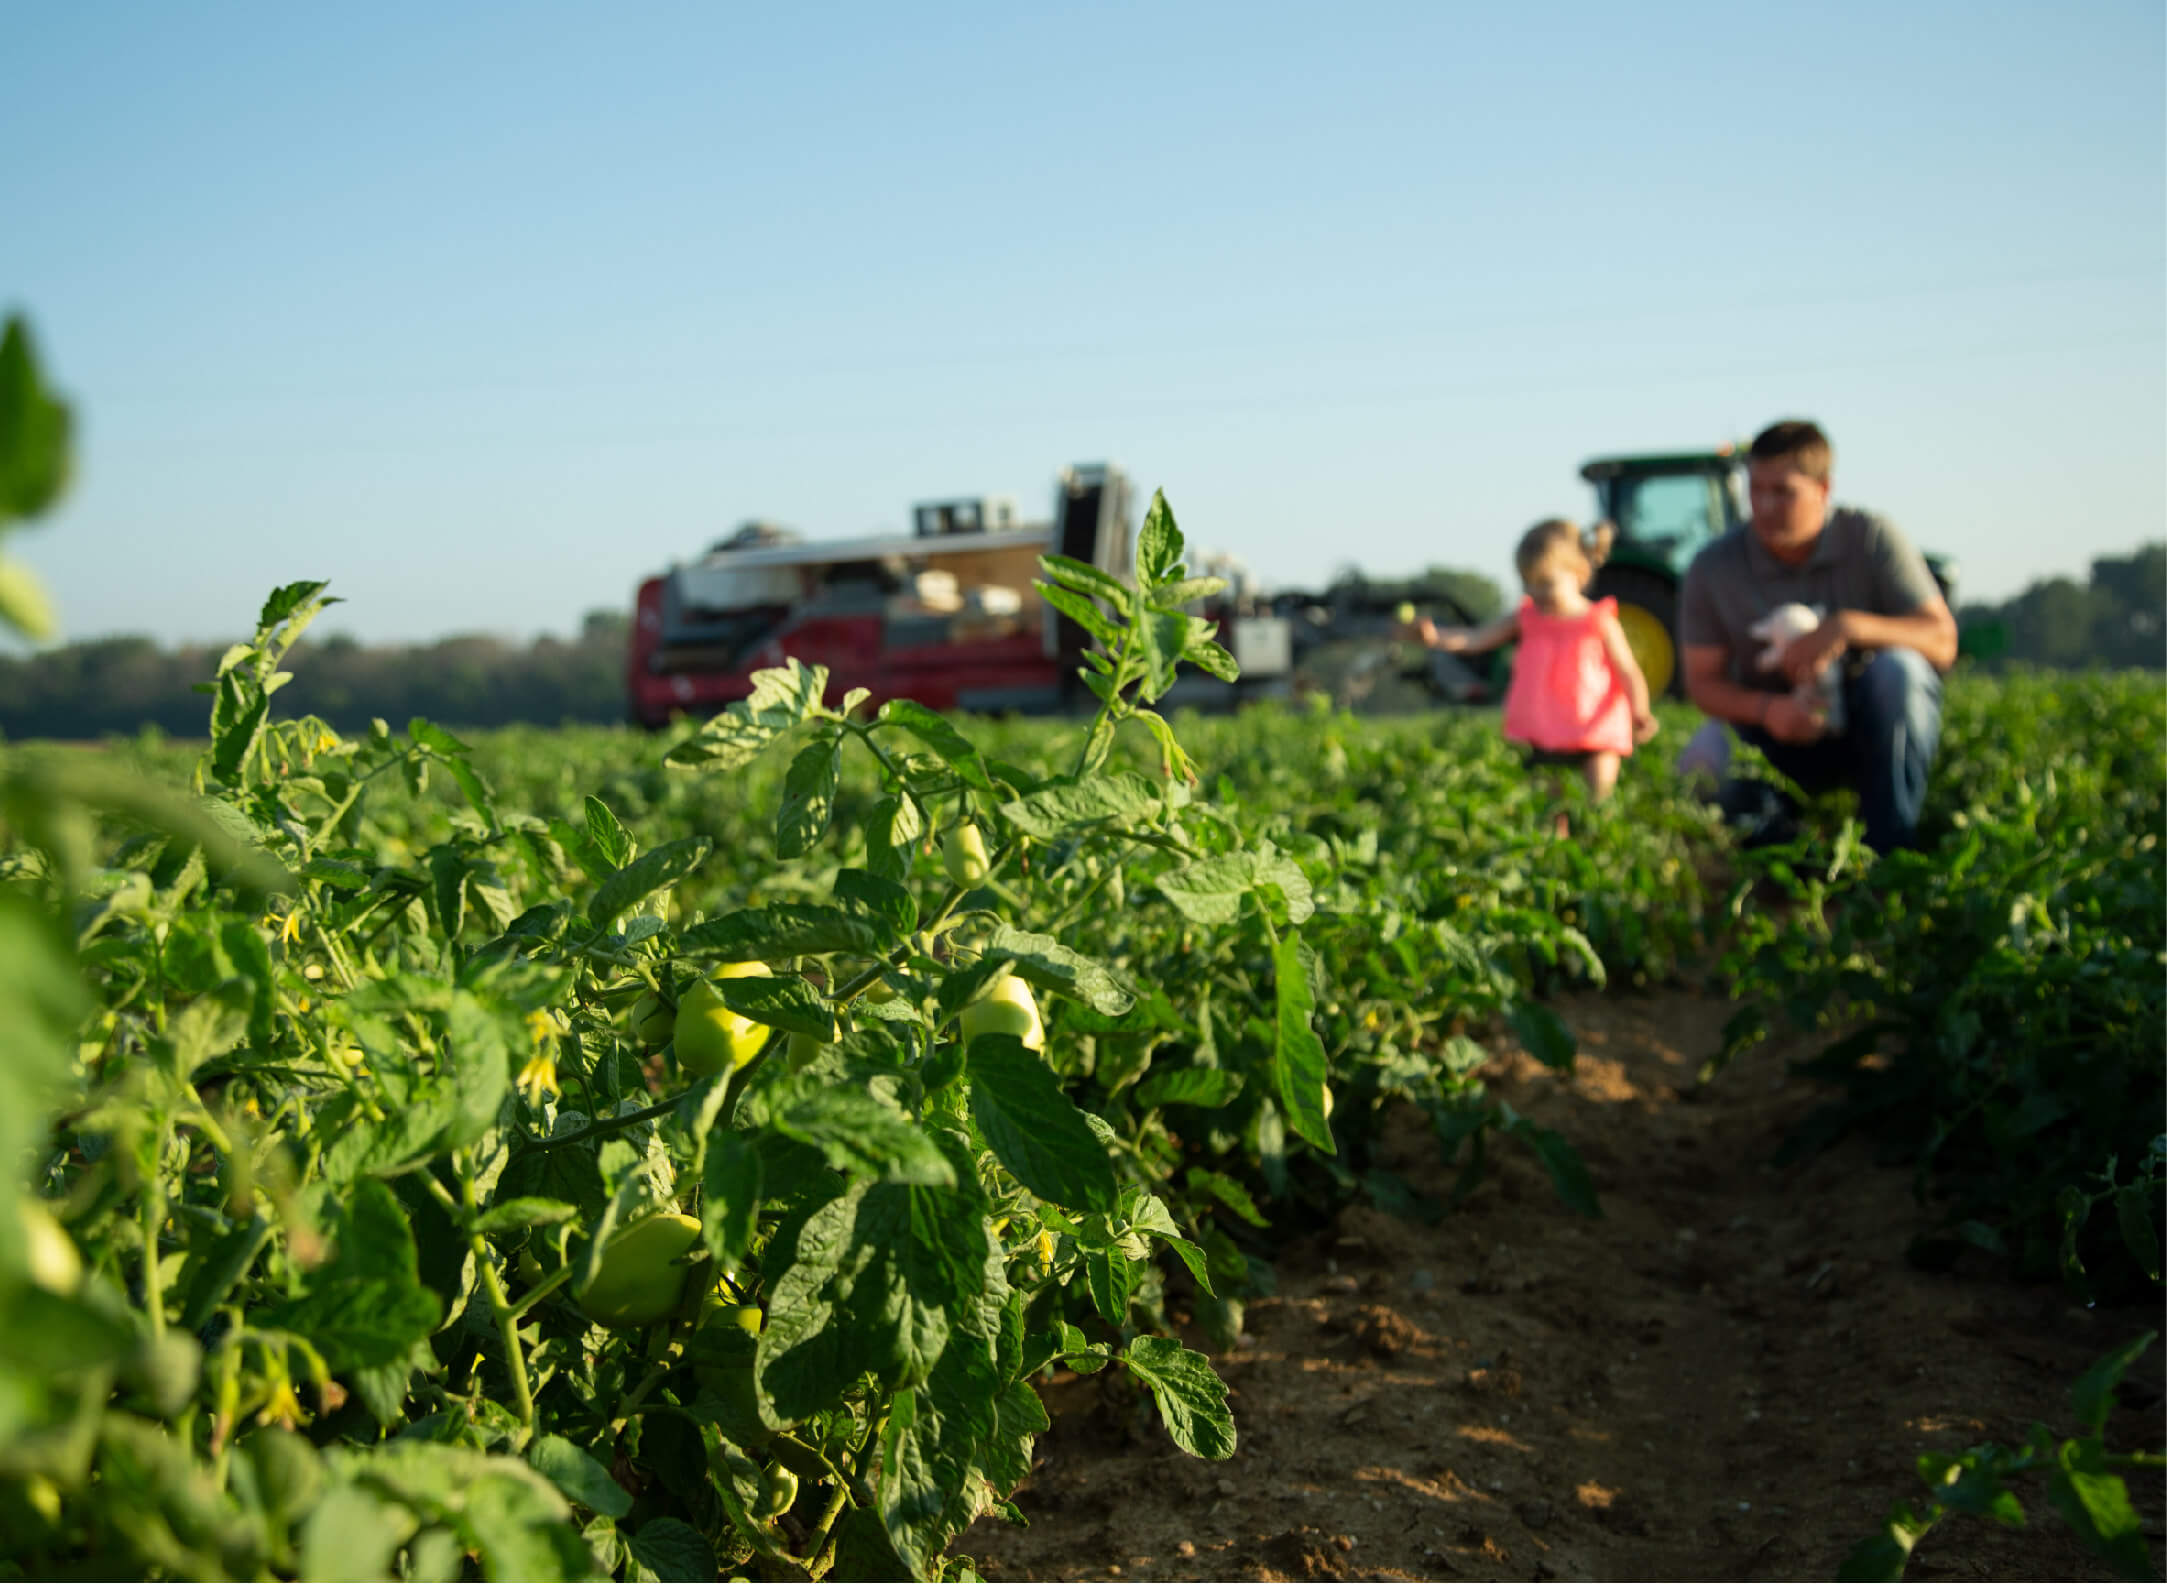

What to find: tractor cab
left=1576, top=448, right=1747, bottom=698
left=1582, top=451, right=1744, bottom=572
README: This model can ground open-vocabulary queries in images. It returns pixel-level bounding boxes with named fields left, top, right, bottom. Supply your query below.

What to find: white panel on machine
left=1230, top=616, right=1292, bottom=677
left=676, top=563, right=802, bottom=612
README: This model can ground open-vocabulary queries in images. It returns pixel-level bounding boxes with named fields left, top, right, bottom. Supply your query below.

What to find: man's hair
left=1749, top=419, right=1833, bottom=484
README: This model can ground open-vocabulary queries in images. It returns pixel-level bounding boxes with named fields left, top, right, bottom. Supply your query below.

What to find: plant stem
left=827, top=874, right=975, bottom=1009
left=140, top=1123, right=167, bottom=1343
left=523, top=1095, right=679, bottom=1153
left=458, top=1158, right=536, bottom=1440
left=506, top=1265, right=573, bottom=1321
left=801, top=1475, right=853, bottom=1580
left=613, top=1353, right=673, bottom=1427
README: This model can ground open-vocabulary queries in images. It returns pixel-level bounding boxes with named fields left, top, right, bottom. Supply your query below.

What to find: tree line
left=0, top=611, right=634, bottom=741
left=1956, top=543, right=2163, bottom=672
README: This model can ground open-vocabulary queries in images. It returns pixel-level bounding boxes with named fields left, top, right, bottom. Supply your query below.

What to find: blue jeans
left=1736, top=648, right=1944, bottom=854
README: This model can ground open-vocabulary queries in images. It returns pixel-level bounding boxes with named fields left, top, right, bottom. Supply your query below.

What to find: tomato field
left=2, top=321, right=2163, bottom=1582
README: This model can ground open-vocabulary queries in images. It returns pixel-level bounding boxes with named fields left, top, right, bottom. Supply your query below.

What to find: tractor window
left=1612, top=473, right=1722, bottom=564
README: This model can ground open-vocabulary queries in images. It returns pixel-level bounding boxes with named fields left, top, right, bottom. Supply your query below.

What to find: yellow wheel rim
left=1614, top=602, right=1675, bottom=698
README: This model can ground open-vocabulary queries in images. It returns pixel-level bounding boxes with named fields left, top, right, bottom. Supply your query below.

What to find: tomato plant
left=1715, top=673, right=2166, bottom=1300
left=0, top=430, right=1265, bottom=1577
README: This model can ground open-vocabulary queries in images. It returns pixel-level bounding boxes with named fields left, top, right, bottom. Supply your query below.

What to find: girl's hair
left=1514, top=518, right=1615, bottom=588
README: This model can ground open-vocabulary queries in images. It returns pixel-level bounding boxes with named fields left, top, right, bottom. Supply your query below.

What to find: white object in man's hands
left=1750, top=603, right=1824, bottom=672
left=1747, top=603, right=1845, bottom=732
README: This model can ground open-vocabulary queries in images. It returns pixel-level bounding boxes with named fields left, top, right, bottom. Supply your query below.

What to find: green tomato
left=630, top=992, right=675, bottom=1049
left=785, top=1031, right=827, bottom=1072
left=577, top=1212, right=702, bottom=1329
left=696, top=1285, right=762, bottom=1336
left=20, top=1201, right=81, bottom=1296
left=959, top=973, right=1044, bottom=1053
left=943, top=822, right=991, bottom=887
left=676, top=962, right=773, bottom=1077
left=754, top=1462, right=800, bottom=1521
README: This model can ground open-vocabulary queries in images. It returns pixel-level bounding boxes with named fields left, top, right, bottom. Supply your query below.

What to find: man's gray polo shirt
left=1679, top=506, right=1941, bottom=688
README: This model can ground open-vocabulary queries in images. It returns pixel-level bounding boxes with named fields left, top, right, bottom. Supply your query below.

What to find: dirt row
left=965, top=993, right=2166, bottom=1582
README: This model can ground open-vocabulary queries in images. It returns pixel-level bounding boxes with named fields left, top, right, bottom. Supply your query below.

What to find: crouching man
left=1675, top=419, right=1957, bottom=854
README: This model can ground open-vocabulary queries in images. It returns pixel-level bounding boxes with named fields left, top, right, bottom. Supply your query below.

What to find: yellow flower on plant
left=517, top=1008, right=568, bottom=1105
left=517, top=1046, right=559, bottom=1105
left=257, top=1372, right=307, bottom=1431
left=1035, top=1229, right=1056, bottom=1266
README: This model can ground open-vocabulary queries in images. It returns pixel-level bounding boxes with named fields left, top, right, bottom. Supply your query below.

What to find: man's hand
left=1763, top=692, right=1829, bottom=744
left=1778, top=613, right=1848, bottom=685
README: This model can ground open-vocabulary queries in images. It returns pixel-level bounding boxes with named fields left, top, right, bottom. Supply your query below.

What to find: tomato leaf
left=2047, top=1450, right=2151, bottom=1580
left=1122, top=1335, right=1236, bottom=1459
left=627, top=1517, right=715, bottom=1581
left=773, top=1091, right=955, bottom=1187
left=587, top=836, right=710, bottom=928
left=1272, top=933, right=1334, bottom=1155
left=999, top=773, right=1161, bottom=840
left=700, top=1129, right=763, bottom=1270
left=1507, top=1000, right=1577, bottom=1070
left=966, top=1035, right=1118, bottom=1213
left=708, top=971, right=835, bottom=1042
left=1136, top=1067, right=1243, bottom=1111
left=877, top=699, right=993, bottom=793
left=775, top=735, right=841, bottom=860
left=679, top=901, right=887, bottom=960
left=984, top=924, right=1138, bottom=1017
left=527, top=1435, right=631, bottom=1520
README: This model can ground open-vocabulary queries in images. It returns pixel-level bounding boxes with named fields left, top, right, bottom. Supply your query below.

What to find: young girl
left=1412, top=519, right=1658, bottom=802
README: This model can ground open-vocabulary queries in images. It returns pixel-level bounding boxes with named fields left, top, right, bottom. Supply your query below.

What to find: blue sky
left=4, top=1, right=2161, bottom=645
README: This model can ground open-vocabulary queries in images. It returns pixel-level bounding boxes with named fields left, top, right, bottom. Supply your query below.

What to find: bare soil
left=967, top=992, right=2166, bottom=1582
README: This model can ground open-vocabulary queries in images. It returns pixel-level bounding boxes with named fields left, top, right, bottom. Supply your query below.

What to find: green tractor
left=1580, top=447, right=1959, bottom=698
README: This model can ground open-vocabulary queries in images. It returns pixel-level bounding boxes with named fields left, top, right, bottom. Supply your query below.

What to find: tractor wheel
left=1592, top=566, right=1683, bottom=700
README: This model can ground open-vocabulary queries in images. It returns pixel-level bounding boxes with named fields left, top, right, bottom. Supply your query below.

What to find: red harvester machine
left=627, top=462, right=1294, bottom=727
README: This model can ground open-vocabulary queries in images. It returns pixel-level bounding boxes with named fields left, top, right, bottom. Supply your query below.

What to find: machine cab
left=1573, top=448, right=1749, bottom=699
left=1579, top=450, right=1745, bottom=572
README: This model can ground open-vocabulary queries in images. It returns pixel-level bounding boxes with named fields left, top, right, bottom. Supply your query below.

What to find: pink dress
left=1502, top=596, right=1635, bottom=755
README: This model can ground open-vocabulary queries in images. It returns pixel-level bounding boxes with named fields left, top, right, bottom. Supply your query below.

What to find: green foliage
left=1840, top=1333, right=2163, bottom=1582
left=1717, top=675, right=2167, bottom=1300
left=6, top=488, right=1397, bottom=1581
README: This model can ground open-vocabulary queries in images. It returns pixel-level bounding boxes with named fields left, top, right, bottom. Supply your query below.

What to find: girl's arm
left=1596, top=607, right=1659, bottom=740
left=1417, top=610, right=1519, bottom=655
